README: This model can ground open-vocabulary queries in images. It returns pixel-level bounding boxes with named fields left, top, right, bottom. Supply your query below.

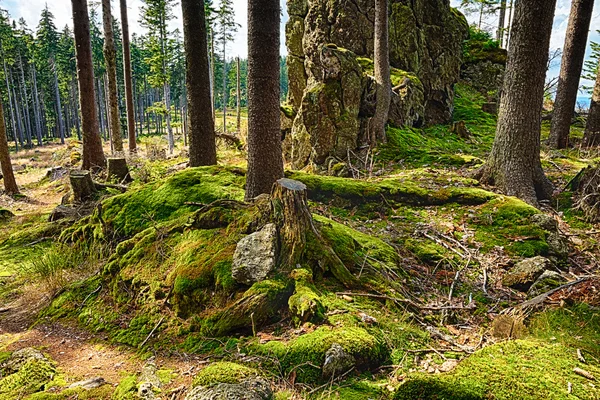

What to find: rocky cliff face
left=285, top=0, right=468, bottom=170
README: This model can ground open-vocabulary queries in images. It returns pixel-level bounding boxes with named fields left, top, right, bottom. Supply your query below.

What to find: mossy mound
left=192, top=362, right=261, bottom=387
left=0, top=358, right=56, bottom=399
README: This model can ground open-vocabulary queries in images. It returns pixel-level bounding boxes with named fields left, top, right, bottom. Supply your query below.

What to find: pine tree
left=548, top=0, right=594, bottom=149
left=475, top=0, right=557, bottom=206
left=71, top=0, right=106, bottom=169
left=182, top=0, right=216, bottom=166
left=583, top=59, right=600, bottom=147
left=215, top=0, right=238, bottom=135
left=0, top=97, right=18, bottom=194
left=371, top=0, right=390, bottom=144
left=120, top=0, right=137, bottom=153
left=245, top=0, right=283, bottom=200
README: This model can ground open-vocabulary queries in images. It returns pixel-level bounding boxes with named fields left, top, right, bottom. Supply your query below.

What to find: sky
left=3, top=0, right=600, bottom=100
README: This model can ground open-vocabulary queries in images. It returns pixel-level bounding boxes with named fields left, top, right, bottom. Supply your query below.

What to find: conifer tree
left=0, top=99, right=18, bottom=194
left=215, top=0, right=239, bottom=134
left=120, top=0, right=137, bottom=153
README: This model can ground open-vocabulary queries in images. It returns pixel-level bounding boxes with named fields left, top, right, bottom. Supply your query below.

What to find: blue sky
left=3, top=0, right=599, bottom=102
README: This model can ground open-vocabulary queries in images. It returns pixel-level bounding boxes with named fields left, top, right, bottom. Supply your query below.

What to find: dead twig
left=574, top=367, right=596, bottom=381
left=139, top=317, right=165, bottom=348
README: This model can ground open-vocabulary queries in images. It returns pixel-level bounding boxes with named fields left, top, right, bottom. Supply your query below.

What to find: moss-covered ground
left=1, top=84, right=599, bottom=399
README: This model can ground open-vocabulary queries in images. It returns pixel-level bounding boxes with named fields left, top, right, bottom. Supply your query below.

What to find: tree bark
left=222, top=36, right=227, bottom=135
left=18, top=54, right=33, bottom=149
left=70, top=170, right=97, bottom=202
left=102, top=0, right=123, bottom=153
left=583, top=60, right=600, bottom=147
left=3, top=59, right=18, bottom=152
left=497, top=0, right=507, bottom=47
left=51, top=56, right=65, bottom=144
left=182, top=0, right=217, bottom=166
left=245, top=0, right=284, bottom=200
left=371, top=0, right=391, bottom=144
left=210, top=29, right=215, bottom=120
left=236, top=56, right=241, bottom=133
left=548, top=0, right=595, bottom=149
left=119, top=0, right=136, bottom=153
left=0, top=99, right=19, bottom=194
left=476, top=0, right=557, bottom=206
left=72, top=0, right=106, bottom=170
left=31, top=65, right=43, bottom=146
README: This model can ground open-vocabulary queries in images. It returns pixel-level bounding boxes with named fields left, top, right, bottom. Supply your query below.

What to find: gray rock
left=547, top=233, right=569, bottom=260
left=322, top=343, right=355, bottom=379
left=138, top=382, right=157, bottom=400
left=530, top=214, right=558, bottom=232
left=68, top=377, right=106, bottom=390
left=0, top=348, right=48, bottom=375
left=232, top=224, right=279, bottom=285
left=139, top=361, right=162, bottom=388
left=184, top=377, right=272, bottom=400
left=502, top=256, right=553, bottom=292
left=528, top=270, right=567, bottom=298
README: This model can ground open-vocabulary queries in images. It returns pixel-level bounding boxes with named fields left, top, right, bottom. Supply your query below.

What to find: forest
left=0, top=0, right=600, bottom=398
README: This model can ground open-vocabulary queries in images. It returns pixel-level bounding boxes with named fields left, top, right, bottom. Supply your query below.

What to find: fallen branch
left=78, top=284, right=102, bottom=311
left=574, top=367, right=596, bottom=381
left=518, top=276, right=595, bottom=309
left=139, top=316, right=165, bottom=348
left=94, top=182, right=127, bottom=192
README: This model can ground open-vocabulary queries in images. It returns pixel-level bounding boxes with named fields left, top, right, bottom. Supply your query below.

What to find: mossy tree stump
left=70, top=170, right=97, bottom=203
left=107, top=157, right=131, bottom=182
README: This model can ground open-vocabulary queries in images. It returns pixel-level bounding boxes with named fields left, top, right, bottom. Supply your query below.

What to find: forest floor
left=2, top=87, right=600, bottom=399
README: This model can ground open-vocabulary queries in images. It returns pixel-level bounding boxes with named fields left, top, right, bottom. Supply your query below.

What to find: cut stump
left=70, top=170, right=97, bottom=203
left=107, top=157, right=131, bottom=182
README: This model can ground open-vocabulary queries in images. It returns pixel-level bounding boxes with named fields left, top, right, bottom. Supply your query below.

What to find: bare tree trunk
left=548, top=0, right=595, bottom=149
left=475, top=0, right=557, bottom=206
left=18, top=54, right=33, bottom=148
left=245, top=0, right=284, bottom=200
left=497, top=0, right=507, bottom=47
left=102, top=0, right=124, bottom=153
left=72, top=0, right=106, bottom=170
left=97, top=78, right=106, bottom=141
left=3, top=61, right=19, bottom=152
left=222, top=36, right=227, bottom=134
left=506, top=0, right=514, bottom=48
left=10, top=75, right=24, bottom=148
left=182, top=0, right=216, bottom=166
left=372, top=0, right=391, bottom=144
left=236, top=56, right=241, bottom=133
left=51, top=56, right=65, bottom=144
left=71, top=78, right=81, bottom=140
left=120, top=0, right=137, bottom=154
left=210, top=29, right=215, bottom=120
left=0, top=99, right=18, bottom=194
left=31, top=64, right=43, bottom=145
left=103, top=73, right=113, bottom=151
left=583, top=61, right=600, bottom=146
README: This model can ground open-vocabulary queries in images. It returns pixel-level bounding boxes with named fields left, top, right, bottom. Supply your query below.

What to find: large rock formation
left=285, top=0, right=468, bottom=169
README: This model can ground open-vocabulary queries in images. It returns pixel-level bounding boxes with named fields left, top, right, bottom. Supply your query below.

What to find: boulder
left=530, top=214, right=558, bottom=232
left=547, top=233, right=569, bottom=261
left=528, top=271, right=567, bottom=298
left=184, top=377, right=272, bottom=400
left=232, top=224, right=279, bottom=285
left=322, top=343, right=355, bottom=378
left=502, top=256, right=553, bottom=292
left=68, top=377, right=106, bottom=390
left=0, top=348, right=48, bottom=375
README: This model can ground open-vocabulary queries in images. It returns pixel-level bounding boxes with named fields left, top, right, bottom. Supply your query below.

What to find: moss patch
left=192, top=362, right=260, bottom=387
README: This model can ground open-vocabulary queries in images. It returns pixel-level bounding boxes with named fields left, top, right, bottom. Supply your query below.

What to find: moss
left=288, top=268, right=325, bottom=326
left=192, top=362, right=259, bottom=387
left=249, top=326, right=389, bottom=384
left=111, top=374, right=138, bottom=400
left=0, top=359, right=56, bottom=399
left=28, top=385, right=114, bottom=399
left=280, top=103, right=296, bottom=119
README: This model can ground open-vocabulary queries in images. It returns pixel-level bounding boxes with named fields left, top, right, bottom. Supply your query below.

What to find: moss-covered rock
left=192, top=362, right=260, bottom=387
left=0, top=352, right=56, bottom=399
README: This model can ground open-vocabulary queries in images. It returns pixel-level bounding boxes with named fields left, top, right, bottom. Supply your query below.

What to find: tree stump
left=271, top=178, right=311, bottom=267
left=70, top=170, right=97, bottom=203
left=107, top=157, right=131, bottom=182
left=450, top=120, right=471, bottom=139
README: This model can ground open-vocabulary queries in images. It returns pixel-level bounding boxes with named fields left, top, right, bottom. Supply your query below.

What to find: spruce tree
left=120, top=0, right=137, bottom=153
left=0, top=98, right=18, bottom=194
left=215, top=0, right=239, bottom=135
left=372, top=0, right=390, bottom=144
left=583, top=59, right=600, bottom=147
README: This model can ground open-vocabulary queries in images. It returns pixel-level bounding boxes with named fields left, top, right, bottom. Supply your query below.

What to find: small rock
left=528, top=270, right=567, bottom=298
left=184, top=377, right=272, bottom=400
left=438, top=359, right=458, bottom=372
left=232, top=223, right=279, bottom=285
left=138, top=382, right=157, bottom=399
left=139, top=361, right=162, bottom=388
left=530, top=214, right=558, bottom=232
left=547, top=233, right=569, bottom=260
left=0, top=348, right=48, bottom=375
left=68, top=377, right=106, bottom=390
left=502, top=256, right=553, bottom=292
left=322, top=343, right=355, bottom=378
left=359, top=312, right=377, bottom=324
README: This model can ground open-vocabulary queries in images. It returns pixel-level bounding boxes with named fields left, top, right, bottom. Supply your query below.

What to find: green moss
left=249, top=326, right=389, bottom=384
left=28, top=385, right=114, bottom=399
left=0, top=359, right=56, bottom=399
left=192, top=362, right=259, bottom=387
left=288, top=268, right=325, bottom=326
left=111, top=374, right=138, bottom=400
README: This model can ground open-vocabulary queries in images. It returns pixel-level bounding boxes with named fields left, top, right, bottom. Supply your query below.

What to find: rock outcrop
left=285, top=0, right=468, bottom=169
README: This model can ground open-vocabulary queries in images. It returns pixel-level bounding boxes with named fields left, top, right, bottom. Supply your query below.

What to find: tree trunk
left=31, top=65, right=43, bottom=146
left=583, top=60, right=600, bottom=146
left=72, top=0, right=106, bottom=170
left=70, top=170, right=97, bottom=202
left=548, top=0, right=595, bottom=149
left=210, top=29, right=215, bottom=120
left=52, top=57, right=65, bottom=144
left=103, top=73, right=113, bottom=151
left=97, top=78, right=106, bottom=141
left=10, top=76, right=24, bottom=149
left=120, top=0, right=137, bottom=154
left=371, top=0, right=391, bottom=144
left=475, top=0, right=557, bottom=206
left=0, top=99, right=19, bottom=194
left=245, top=0, right=284, bottom=200
left=107, top=157, right=131, bottom=181
left=3, top=61, right=19, bottom=152
left=102, top=0, right=124, bottom=153
left=236, top=56, right=241, bottom=133
left=182, top=0, right=216, bottom=166
left=506, top=0, right=514, bottom=48
left=497, top=0, right=507, bottom=47
left=222, top=35, right=227, bottom=135
left=18, top=55, right=33, bottom=148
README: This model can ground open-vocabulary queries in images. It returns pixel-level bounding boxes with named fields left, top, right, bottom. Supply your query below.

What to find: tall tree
left=182, top=0, right=216, bottom=166
left=548, top=0, right=594, bottom=149
left=371, top=0, right=390, bottom=144
left=120, top=0, right=137, bottom=153
left=72, top=0, right=106, bottom=169
left=236, top=56, right=241, bottom=132
left=102, top=0, right=124, bottom=153
left=583, top=59, right=600, bottom=147
left=215, top=0, right=238, bottom=134
left=0, top=98, right=18, bottom=194
left=497, top=0, right=506, bottom=46
left=475, top=0, right=557, bottom=206
left=140, top=0, right=176, bottom=154
left=245, top=0, right=283, bottom=200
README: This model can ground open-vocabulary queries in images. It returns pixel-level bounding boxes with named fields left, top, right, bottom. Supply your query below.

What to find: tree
left=181, top=0, right=216, bottom=166
left=215, top=0, right=238, bottom=135
left=71, top=0, right=106, bottom=170
left=0, top=98, right=18, bottom=194
left=497, top=0, right=506, bottom=46
left=245, top=0, right=283, bottom=200
left=371, top=0, right=390, bottom=144
left=102, top=0, right=124, bottom=153
left=460, top=0, right=500, bottom=31
left=548, top=0, right=594, bottom=149
left=120, top=0, right=137, bottom=153
left=583, top=59, right=600, bottom=147
left=475, top=0, right=557, bottom=206
left=582, top=35, right=599, bottom=92
left=236, top=56, right=240, bottom=132
left=140, top=0, right=177, bottom=154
